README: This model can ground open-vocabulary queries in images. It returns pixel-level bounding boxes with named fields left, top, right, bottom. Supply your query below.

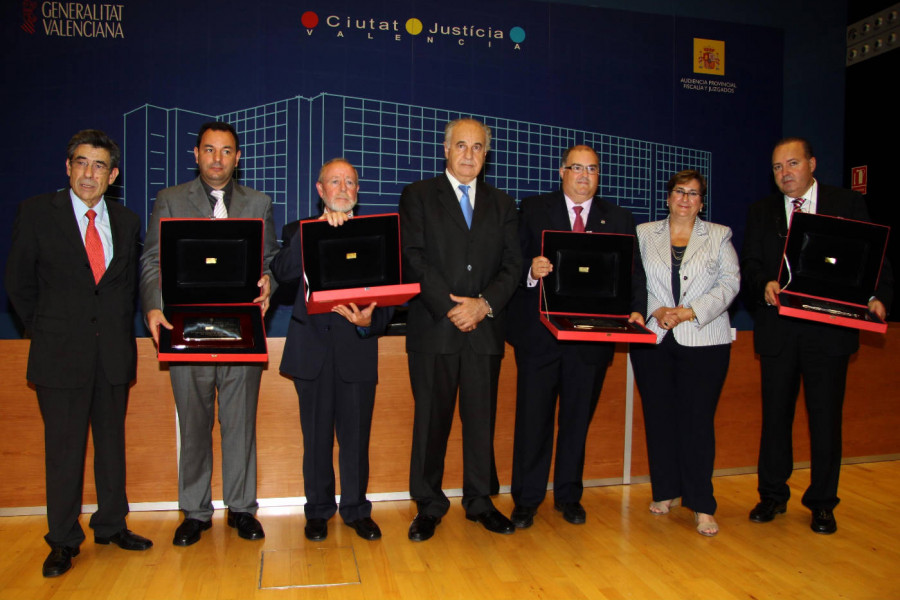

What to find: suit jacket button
left=467, top=264, right=472, bottom=271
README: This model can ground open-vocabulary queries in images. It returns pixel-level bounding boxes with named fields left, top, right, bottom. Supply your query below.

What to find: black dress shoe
left=95, top=528, right=153, bottom=550
left=305, top=518, right=328, bottom=541
left=510, top=505, right=537, bottom=529
left=42, top=546, right=79, bottom=578
left=810, top=508, right=837, bottom=534
left=227, top=510, right=265, bottom=540
left=173, top=518, right=212, bottom=546
left=408, top=513, right=441, bottom=542
left=749, top=499, right=787, bottom=523
left=346, top=517, right=382, bottom=540
left=554, top=502, right=587, bottom=525
left=466, top=508, right=515, bottom=534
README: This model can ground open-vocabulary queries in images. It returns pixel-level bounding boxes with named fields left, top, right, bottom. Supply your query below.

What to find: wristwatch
left=479, top=294, right=494, bottom=318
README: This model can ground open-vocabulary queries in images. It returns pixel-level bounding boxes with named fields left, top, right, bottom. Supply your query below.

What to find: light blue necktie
left=459, top=184, right=473, bottom=229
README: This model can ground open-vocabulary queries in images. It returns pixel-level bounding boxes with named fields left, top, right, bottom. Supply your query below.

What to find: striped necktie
left=212, top=189, right=228, bottom=219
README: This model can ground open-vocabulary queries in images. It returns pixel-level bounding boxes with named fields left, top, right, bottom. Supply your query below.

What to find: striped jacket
left=636, top=217, right=739, bottom=346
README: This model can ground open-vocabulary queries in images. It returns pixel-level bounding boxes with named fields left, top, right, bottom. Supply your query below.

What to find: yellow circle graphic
left=405, top=18, right=423, bottom=35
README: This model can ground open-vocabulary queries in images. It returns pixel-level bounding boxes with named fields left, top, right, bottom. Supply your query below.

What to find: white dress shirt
left=783, top=179, right=818, bottom=225
left=445, top=169, right=477, bottom=211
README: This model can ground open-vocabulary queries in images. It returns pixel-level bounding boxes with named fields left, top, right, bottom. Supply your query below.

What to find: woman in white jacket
left=630, top=170, right=740, bottom=536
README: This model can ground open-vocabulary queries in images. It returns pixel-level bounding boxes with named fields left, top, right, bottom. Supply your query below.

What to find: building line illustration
left=123, top=92, right=712, bottom=236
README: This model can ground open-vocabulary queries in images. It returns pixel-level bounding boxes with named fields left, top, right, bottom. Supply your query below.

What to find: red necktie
left=85, top=209, right=106, bottom=283
left=791, top=197, right=805, bottom=212
left=572, top=205, right=585, bottom=233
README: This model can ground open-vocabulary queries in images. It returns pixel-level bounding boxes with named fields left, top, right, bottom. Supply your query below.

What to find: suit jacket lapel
left=550, top=192, right=571, bottom=231
left=470, top=183, right=487, bottom=230
left=816, top=186, right=839, bottom=217
left=438, top=175, right=470, bottom=232
left=189, top=178, right=212, bottom=217
left=682, top=218, right=709, bottom=266
left=51, top=190, right=88, bottom=259
left=102, top=203, right=130, bottom=284
left=769, top=194, right=788, bottom=237
left=584, top=197, right=608, bottom=232
left=230, top=184, right=250, bottom=218
left=651, top=219, right=671, bottom=267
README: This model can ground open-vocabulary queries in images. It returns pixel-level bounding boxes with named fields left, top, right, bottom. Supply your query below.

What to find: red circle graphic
left=301, top=11, right=319, bottom=28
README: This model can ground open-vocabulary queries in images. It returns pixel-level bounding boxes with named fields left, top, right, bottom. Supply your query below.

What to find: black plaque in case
left=300, top=214, right=420, bottom=314
left=776, top=211, right=890, bottom=333
left=157, top=219, right=268, bottom=361
left=540, top=230, right=655, bottom=343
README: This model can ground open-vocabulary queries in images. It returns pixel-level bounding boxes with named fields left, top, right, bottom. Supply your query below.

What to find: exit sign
left=851, top=166, right=867, bottom=195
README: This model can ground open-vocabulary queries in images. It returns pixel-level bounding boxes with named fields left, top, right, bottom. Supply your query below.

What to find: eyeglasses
left=672, top=188, right=702, bottom=199
left=71, top=158, right=110, bottom=174
left=563, top=164, right=599, bottom=175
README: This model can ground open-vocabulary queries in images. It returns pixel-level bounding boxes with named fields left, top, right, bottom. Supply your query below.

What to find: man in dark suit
left=6, top=130, right=152, bottom=577
left=506, top=145, right=647, bottom=529
left=140, top=122, right=279, bottom=546
left=741, top=137, right=893, bottom=534
left=400, top=118, right=522, bottom=541
left=271, top=159, right=393, bottom=542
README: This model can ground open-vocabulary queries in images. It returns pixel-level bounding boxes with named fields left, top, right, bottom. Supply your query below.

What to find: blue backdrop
left=2, top=0, right=782, bottom=336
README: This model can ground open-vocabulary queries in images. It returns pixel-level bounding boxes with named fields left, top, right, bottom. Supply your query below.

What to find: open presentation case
left=156, top=218, right=268, bottom=361
left=775, top=211, right=890, bottom=333
left=539, top=230, right=655, bottom=343
left=300, top=213, right=420, bottom=314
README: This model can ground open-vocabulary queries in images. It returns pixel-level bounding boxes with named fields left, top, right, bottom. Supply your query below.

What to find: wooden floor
left=2, top=461, right=899, bottom=600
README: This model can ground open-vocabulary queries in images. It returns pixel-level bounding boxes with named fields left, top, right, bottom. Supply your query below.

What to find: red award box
left=300, top=213, right=420, bottom=314
left=156, top=218, right=268, bottom=361
left=775, top=211, right=890, bottom=333
left=539, top=230, right=655, bottom=343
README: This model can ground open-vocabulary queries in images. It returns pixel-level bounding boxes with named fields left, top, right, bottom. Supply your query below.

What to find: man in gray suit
left=140, top=121, right=279, bottom=546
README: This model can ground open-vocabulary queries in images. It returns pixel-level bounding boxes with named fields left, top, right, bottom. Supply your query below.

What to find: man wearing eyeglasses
left=506, top=144, right=646, bottom=529
left=6, top=130, right=152, bottom=577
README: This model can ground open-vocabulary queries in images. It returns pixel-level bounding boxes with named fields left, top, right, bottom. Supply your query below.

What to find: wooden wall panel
left=2, top=325, right=898, bottom=509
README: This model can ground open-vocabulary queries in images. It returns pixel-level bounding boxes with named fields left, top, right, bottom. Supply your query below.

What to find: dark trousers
left=758, top=330, right=849, bottom=510
left=631, top=334, right=730, bottom=515
left=510, top=346, right=610, bottom=507
left=294, top=350, right=375, bottom=523
left=36, top=360, right=129, bottom=549
left=408, top=350, right=500, bottom=517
